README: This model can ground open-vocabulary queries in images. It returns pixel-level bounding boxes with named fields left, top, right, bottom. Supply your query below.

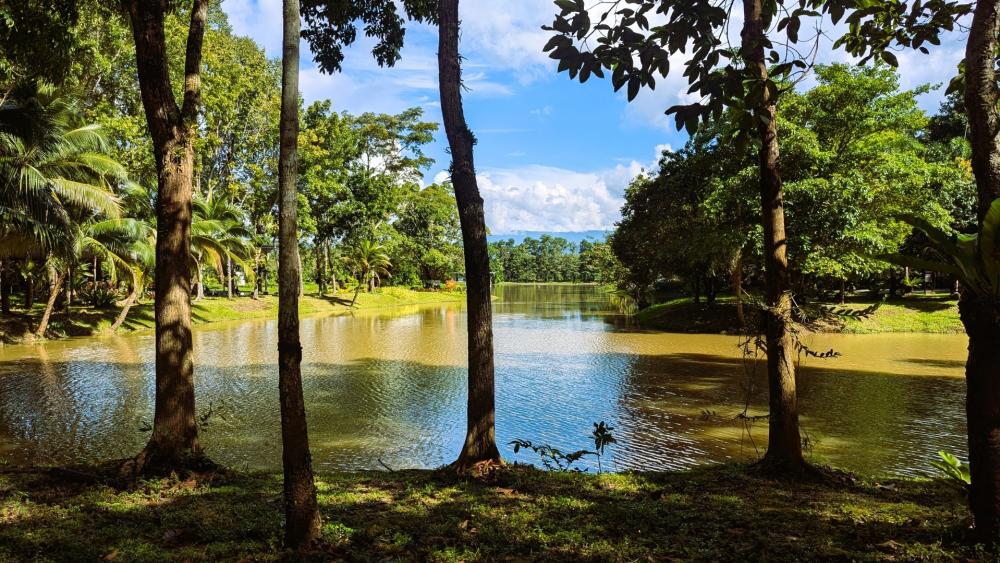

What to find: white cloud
left=433, top=159, right=652, bottom=233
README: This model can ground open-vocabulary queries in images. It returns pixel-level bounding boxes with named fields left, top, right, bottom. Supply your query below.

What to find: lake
left=0, top=284, right=969, bottom=476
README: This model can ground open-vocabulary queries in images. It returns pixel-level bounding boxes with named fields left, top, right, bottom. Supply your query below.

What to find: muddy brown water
left=0, top=284, right=969, bottom=476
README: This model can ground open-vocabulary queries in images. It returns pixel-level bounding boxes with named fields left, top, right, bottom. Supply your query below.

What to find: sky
left=223, top=0, right=967, bottom=235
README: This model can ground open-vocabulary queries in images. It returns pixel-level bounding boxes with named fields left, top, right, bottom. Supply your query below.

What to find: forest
left=1, top=0, right=1000, bottom=560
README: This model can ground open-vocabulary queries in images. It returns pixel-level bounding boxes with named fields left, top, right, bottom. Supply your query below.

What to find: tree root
left=116, top=448, right=226, bottom=485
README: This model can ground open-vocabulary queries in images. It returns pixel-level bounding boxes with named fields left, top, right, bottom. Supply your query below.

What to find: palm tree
left=344, top=239, right=391, bottom=293
left=0, top=82, right=123, bottom=254
left=191, top=196, right=253, bottom=301
left=0, top=82, right=125, bottom=338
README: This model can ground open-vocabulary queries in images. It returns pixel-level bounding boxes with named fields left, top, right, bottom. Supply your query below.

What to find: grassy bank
left=634, top=294, right=963, bottom=335
left=0, top=464, right=979, bottom=561
left=0, top=286, right=465, bottom=343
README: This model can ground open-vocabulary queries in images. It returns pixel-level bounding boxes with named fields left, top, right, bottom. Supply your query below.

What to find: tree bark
left=111, top=282, right=139, bottom=333
left=962, top=0, right=1000, bottom=542
left=194, top=263, right=204, bottom=301
left=742, top=0, right=805, bottom=473
left=961, top=299, right=1000, bottom=541
left=439, top=0, right=503, bottom=470
left=124, top=0, right=208, bottom=469
left=732, top=253, right=745, bottom=328
left=34, top=262, right=64, bottom=338
left=278, top=0, right=321, bottom=550
left=965, top=0, right=1000, bottom=226
left=315, top=244, right=326, bottom=295
left=227, top=255, right=233, bottom=298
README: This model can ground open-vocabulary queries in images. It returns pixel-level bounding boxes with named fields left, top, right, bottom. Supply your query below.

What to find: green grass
left=0, top=464, right=982, bottom=562
left=837, top=295, right=963, bottom=334
left=0, top=287, right=465, bottom=343
left=634, top=293, right=964, bottom=335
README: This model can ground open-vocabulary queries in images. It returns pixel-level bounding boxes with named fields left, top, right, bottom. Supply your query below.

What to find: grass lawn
left=0, top=464, right=980, bottom=562
left=634, top=293, right=964, bottom=335
left=0, top=286, right=465, bottom=343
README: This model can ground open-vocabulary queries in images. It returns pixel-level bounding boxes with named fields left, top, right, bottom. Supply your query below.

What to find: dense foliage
left=611, top=64, right=975, bottom=309
left=0, top=3, right=465, bottom=335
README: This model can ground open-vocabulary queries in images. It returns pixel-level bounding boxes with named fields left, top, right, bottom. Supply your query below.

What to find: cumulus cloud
left=433, top=157, right=654, bottom=234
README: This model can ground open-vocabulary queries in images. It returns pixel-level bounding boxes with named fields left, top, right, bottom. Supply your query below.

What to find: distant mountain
left=486, top=230, right=610, bottom=245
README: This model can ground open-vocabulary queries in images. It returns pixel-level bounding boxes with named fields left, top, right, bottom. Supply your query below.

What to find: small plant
left=591, top=421, right=616, bottom=473
left=509, top=439, right=593, bottom=472
left=79, top=282, right=121, bottom=308
left=930, top=450, right=971, bottom=492
left=510, top=421, right=617, bottom=473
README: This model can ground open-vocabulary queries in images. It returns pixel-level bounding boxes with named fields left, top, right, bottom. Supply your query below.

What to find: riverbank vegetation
left=0, top=286, right=464, bottom=343
left=634, top=293, right=964, bottom=335
left=0, top=464, right=978, bottom=562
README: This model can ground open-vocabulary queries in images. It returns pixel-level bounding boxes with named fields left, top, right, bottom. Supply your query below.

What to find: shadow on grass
left=0, top=464, right=978, bottom=561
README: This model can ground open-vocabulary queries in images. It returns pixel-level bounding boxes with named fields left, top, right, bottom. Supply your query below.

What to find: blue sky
left=224, top=0, right=966, bottom=235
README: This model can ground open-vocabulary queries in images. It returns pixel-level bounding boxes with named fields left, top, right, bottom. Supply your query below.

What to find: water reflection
left=0, top=284, right=969, bottom=476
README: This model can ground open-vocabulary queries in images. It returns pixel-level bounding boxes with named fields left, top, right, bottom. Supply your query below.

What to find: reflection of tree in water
left=614, top=351, right=967, bottom=475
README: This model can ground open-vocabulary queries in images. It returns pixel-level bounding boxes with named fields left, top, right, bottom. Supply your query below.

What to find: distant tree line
left=488, top=236, right=623, bottom=284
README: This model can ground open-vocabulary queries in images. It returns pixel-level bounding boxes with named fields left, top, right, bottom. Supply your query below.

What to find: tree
left=190, top=196, right=252, bottom=300
left=0, top=82, right=123, bottom=254
left=122, top=0, right=208, bottom=471
left=544, top=0, right=965, bottom=475
left=344, top=239, right=391, bottom=292
left=439, top=0, right=502, bottom=470
left=953, top=0, right=1000, bottom=541
left=277, top=0, right=321, bottom=549
left=395, top=182, right=463, bottom=285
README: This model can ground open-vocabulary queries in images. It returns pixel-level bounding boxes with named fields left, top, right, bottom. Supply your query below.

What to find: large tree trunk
left=34, top=262, right=64, bottom=338
left=742, top=0, right=805, bottom=474
left=439, top=0, right=502, bottom=471
left=227, top=255, right=233, bottom=298
left=962, top=0, right=1000, bottom=542
left=124, top=0, right=208, bottom=470
left=965, top=0, right=1000, bottom=227
left=277, top=0, right=321, bottom=550
left=961, top=299, right=1000, bottom=541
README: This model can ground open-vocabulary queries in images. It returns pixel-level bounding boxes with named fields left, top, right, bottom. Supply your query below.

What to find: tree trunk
left=277, top=0, right=321, bottom=550
left=25, top=278, right=34, bottom=309
left=316, top=244, right=326, bottom=295
left=298, top=249, right=304, bottom=297
left=195, top=264, right=204, bottom=302
left=962, top=0, right=1000, bottom=541
left=961, top=298, right=1000, bottom=541
left=227, top=255, right=233, bottom=298
left=328, top=244, right=336, bottom=293
left=742, top=0, right=805, bottom=474
left=965, top=0, right=1000, bottom=227
left=34, top=263, right=65, bottom=338
left=732, top=254, right=745, bottom=328
left=439, top=0, right=503, bottom=470
left=62, top=267, right=71, bottom=313
left=124, top=0, right=208, bottom=470
left=111, top=284, right=139, bottom=333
